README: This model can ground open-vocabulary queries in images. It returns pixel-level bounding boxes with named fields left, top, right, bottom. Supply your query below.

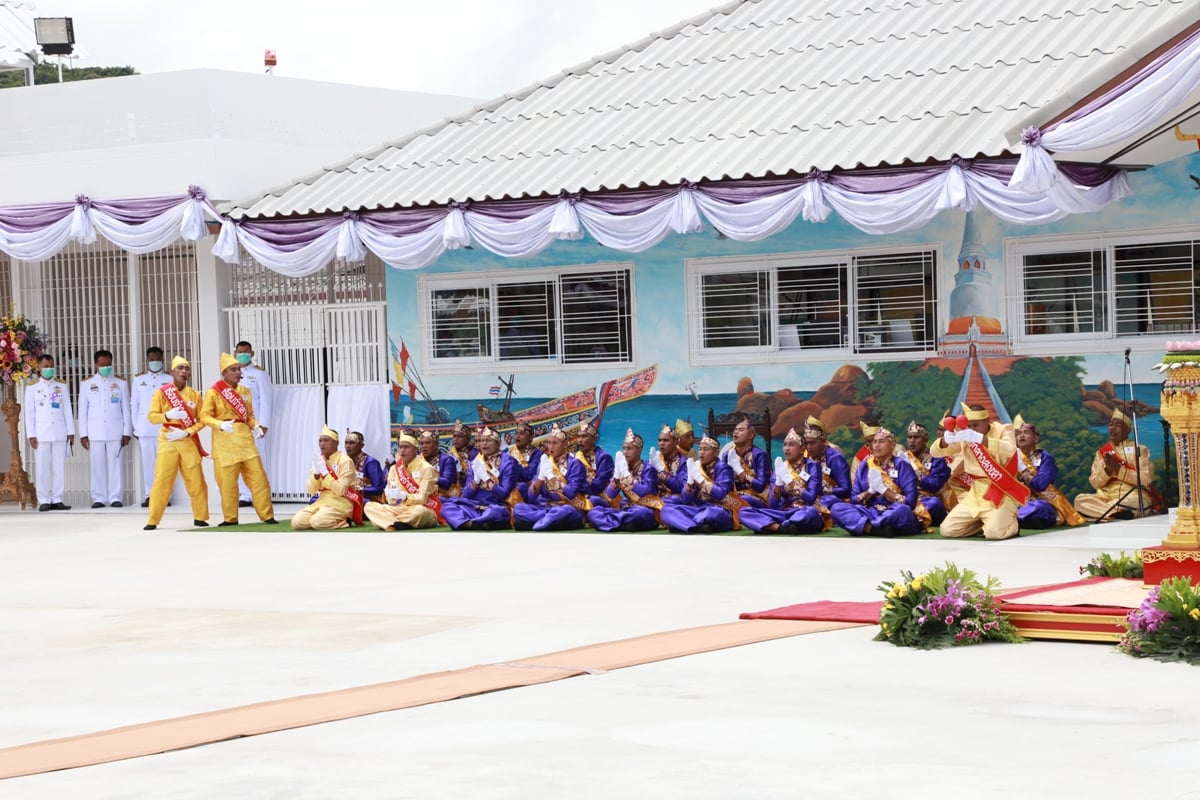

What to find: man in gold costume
left=143, top=356, right=210, bottom=531
left=1073, top=408, right=1156, bottom=522
left=291, top=426, right=362, bottom=530
left=931, top=403, right=1025, bottom=540
left=364, top=432, right=441, bottom=530
left=199, top=352, right=276, bottom=526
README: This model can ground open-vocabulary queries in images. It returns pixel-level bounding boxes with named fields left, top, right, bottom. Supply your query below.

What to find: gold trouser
left=938, top=502, right=1018, bottom=540
left=215, top=457, right=274, bottom=523
left=146, top=442, right=209, bottom=525
left=291, top=496, right=352, bottom=530
left=363, top=500, right=438, bottom=530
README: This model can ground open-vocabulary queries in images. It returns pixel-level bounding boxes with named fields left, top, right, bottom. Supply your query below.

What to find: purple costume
left=810, top=444, right=852, bottom=511
left=512, top=455, right=589, bottom=531
left=726, top=445, right=770, bottom=508
left=831, top=457, right=921, bottom=536
left=901, top=449, right=951, bottom=527
left=1017, top=448, right=1060, bottom=529
left=659, top=460, right=736, bottom=534
left=441, top=452, right=517, bottom=530
left=508, top=444, right=543, bottom=502
left=586, top=460, right=660, bottom=532
left=575, top=446, right=615, bottom=509
left=739, top=459, right=824, bottom=534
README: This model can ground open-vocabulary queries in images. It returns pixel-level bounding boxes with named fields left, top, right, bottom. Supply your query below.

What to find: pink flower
left=944, top=616, right=954, bottom=625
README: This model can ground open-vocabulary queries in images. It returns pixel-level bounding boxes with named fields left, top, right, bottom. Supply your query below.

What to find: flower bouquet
left=1118, top=577, right=1200, bottom=665
left=0, top=310, right=45, bottom=387
left=1079, top=551, right=1143, bottom=579
left=875, top=562, right=1024, bottom=649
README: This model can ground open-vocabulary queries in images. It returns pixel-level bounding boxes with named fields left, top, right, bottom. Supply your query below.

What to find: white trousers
left=137, top=435, right=159, bottom=499
left=238, top=434, right=268, bottom=502
left=34, top=440, right=67, bottom=505
left=89, top=439, right=124, bottom=504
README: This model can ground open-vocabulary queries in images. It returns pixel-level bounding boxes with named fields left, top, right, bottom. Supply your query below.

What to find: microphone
left=1124, top=347, right=1131, bottom=360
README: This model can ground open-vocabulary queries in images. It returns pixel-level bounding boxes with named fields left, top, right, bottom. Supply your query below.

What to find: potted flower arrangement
left=1118, top=577, right=1200, bottom=664
left=0, top=310, right=45, bottom=391
left=1079, top=551, right=1143, bottom=579
left=876, top=562, right=1024, bottom=648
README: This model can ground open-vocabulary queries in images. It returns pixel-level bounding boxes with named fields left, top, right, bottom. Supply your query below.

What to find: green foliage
left=1119, top=577, right=1200, bottom=665
left=0, top=64, right=137, bottom=89
left=1079, top=551, right=1144, bottom=579
left=867, top=360, right=963, bottom=431
left=991, top=357, right=1104, bottom=499
left=875, top=562, right=1023, bottom=649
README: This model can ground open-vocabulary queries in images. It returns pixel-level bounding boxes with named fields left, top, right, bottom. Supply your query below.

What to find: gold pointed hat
left=624, top=427, right=643, bottom=447
left=674, top=418, right=693, bottom=436
left=170, top=355, right=189, bottom=370
left=319, top=425, right=339, bottom=442
left=784, top=427, right=803, bottom=445
left=1111, top=407, right=1132, bottom=426
left=860, top=423, right=880, bottom=438
left=219, top=352, right=239, bottom=372
left=960, top=402, right=990, bottom=421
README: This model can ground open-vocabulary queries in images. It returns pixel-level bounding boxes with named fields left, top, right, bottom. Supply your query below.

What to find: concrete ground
left=1, top=504, right=1197, bottom=800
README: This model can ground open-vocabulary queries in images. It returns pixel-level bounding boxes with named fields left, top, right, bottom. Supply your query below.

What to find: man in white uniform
left=130, top=345, right=167, bottom=506
left=78, top=348, right=133, bottom=507
left=25, top=354, right=75, bottom=511
left=234, top=340, right=274, bottom=506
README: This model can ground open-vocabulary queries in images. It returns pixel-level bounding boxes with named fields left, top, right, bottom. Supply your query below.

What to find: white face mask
left=148, top=360, right=164, bottom=372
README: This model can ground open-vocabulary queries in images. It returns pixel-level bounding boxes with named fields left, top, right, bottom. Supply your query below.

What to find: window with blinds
left=691, top=248, right=936, bottom=358
left=1019, top=235, right=1200, bottom=341
left=424, top=266, right=633, bottom=367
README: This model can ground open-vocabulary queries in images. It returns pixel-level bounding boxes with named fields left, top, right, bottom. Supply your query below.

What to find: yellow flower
left=1190, top=608, right=1200, bottom=621
left=883, top=603, right=894, bottom=610
left=895, top=583, right=907, bottom=598
left=911, top=578, right=923, bottom=592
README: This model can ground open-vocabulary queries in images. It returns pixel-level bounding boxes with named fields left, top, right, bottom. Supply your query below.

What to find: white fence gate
left=224, top=302, right=389, bottom=500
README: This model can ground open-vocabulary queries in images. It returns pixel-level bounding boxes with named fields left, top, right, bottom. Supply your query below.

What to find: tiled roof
left=230, top=0, right=1200, bottom=219
left=0, top=1, right=38, bottom=70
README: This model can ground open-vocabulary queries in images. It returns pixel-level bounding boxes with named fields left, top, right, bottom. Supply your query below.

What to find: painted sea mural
left=384, top=150, right=1200, bottom=503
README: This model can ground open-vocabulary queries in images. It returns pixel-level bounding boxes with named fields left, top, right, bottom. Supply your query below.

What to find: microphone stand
left=1095, top=348, right=1147, bottom=520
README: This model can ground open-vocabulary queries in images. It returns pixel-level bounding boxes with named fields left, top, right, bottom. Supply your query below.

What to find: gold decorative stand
left=1145, top=353, right=1200, bottom=584
left=0, top=382, right=37, bottom=509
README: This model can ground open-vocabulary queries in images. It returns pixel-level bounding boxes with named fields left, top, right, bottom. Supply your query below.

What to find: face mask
left=148, top=360, right=163, bottom=372
left=40, top=367, right=55, bottom=380
left=236, top=353, right=252, bottom=365
left=98, top=366, right=114, bottom=378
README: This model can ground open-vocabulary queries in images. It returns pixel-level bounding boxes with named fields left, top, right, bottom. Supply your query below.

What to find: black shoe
left=263, top=518, right=278, bottom=525
left=143, top=524, right=157, bottom=531
left=39, top=503, right=50, bottom=512
left=876, top=524, right=897, bottom=538
left=218, top=521, right=238, bottom=527
left=194, top=520, right=209, bottom=527
left=392, top=522, right=412, bottom=530
left=141, top=498, right=150, bottom=508
left=779, top=522, right=800, bottom=535
left=1111, top=509, right=1135, bottom=521
left=238, top=500, right=253, bottom=508
left=51, top=502, right=71, bottom=511
left=111, top=501, right=123, bottom=508
left=91, top=502, right=105, bottom=509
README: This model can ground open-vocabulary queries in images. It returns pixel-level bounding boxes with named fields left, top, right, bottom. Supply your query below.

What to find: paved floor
left=0, top=505, right=1196, bottom=799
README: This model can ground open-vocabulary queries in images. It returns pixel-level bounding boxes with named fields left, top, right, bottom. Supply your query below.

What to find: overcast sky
left=29, top=0, right=709, bottom=100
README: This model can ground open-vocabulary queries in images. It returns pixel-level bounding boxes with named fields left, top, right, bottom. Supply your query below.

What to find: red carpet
left=740, top=600, right=883, bottom=624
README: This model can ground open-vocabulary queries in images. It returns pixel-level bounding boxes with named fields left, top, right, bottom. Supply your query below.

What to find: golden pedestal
left=0, top=382, right=37, bottom=509
left=1150, top=361, right=1200, bottom=584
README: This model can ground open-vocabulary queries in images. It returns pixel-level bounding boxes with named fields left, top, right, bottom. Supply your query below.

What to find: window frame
left=1006, top=225, right=1200, bottom=355
left=419, top=262, right=636, bottom=374
left=686, top=245, right=941, bottom=365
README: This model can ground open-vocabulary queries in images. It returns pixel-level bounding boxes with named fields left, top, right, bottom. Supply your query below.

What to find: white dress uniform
left=131, top=368, right=169, bottom=500
left=24, top=377, right=75, bottom=506
left=77, top=372, right=133, bottom=505
left=237, top=362, right=274, bottom=503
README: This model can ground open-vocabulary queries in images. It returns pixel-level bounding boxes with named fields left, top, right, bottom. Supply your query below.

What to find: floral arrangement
left=1118, top=577, right=1200, bottom=665
left=0, top=310, right=45, bottom=386
left=1079, top=551, right=1144, bottom=579
left=876, top=562, right=1024, bottom=649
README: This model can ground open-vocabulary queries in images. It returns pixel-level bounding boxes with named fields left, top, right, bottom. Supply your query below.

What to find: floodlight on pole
left=33, top=17, right=75, bottom=83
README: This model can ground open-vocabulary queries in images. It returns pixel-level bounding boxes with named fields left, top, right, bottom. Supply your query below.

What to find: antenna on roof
left=264, top=49, right=277, bottom=75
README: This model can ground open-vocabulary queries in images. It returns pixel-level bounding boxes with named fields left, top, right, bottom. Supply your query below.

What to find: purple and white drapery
left=1010, top=26, right=1200, bottom=193
left=210, top=159, right=1128, bottom=277
left=0, top=164, right=1128, bottom=277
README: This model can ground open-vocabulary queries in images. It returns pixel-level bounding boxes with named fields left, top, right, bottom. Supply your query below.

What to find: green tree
left=866, top=360, right=964, bottom=431
left=0, top=64, right=137, bottom=89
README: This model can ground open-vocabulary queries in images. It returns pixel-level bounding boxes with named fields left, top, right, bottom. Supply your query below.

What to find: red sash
left=1098, top=442, right=1164, bottom=512
left=213, top=380, right=250, bottom=424
left=967, top=441, right=1030, bottom=507
left=1099, top=441, right=1136, bottom=472
left=395, top=461, right=444, bottom=523
left=326, top=461, right=364, bottom=525
left=854, top=445, right=869, bottom=463
left=161, top=384, right=208, bottom=457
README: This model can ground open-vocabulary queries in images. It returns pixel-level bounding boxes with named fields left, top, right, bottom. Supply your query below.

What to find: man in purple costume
left=722, top=418, right=770, bottom=508
left=739, top=428, right=824, bottom=534
left=899, top=420, right=951, bottom=528
left=513, top=423, right=589, bottom=531
left=441, top=426, right=517, bottom=530
left=801, top=415, right=851, bottom=528
left=1014, top=416, right=1084, bottom=529
left=831, top=429, right=921, bottom=537
left=659, top=435, right=738, bottom=534
left=574, top=420, right=615, bottom=509
left=648, top=424, right=688, bottom=499
left=447, top=420, right=477, bottom=496
left=507, top=421, right=543, bottom=502
left=587, top=428, right=660, bottom=532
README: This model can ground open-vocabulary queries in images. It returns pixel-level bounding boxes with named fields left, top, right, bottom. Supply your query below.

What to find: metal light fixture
left=33, top=17, right=74, bottom=55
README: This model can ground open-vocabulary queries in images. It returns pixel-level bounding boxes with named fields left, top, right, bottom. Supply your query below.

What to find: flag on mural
left=488, top=385, right=502, bottom=397
left=408, top=379, right=418, bottom=402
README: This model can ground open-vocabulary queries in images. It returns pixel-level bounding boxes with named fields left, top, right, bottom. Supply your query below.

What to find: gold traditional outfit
left=364, top=454, right=441, bottom=529
left=292, top=445, right=359, bottom=530
left=930, top=405, right=1022, bottom=540
left=145, top=357, right=209, bottom=527
left=199, top=353, right=275, bottom=523
left=1073, top=438, right=1155, bottom=520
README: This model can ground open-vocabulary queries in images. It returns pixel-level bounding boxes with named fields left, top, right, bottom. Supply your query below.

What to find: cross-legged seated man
left=291, top=426, right=362, bottom=530
left=441, top=426, right=517, bottom=530
left=1073, top=408, right=1156, bottom=522
left=1013, top=415, right=1085, bottom=529
left=899, top=420, right=951, bottom=529
left=587, top=428, right=660, bottom=532
left=659, top=435, right=739, bottom=533
left=831, top=428, right=921, bottom=536
left=513, top=423, right=589, bottom=531
left=739, top=428, right=823, bottom=534
left=364, top=432, right=441, bottom=530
